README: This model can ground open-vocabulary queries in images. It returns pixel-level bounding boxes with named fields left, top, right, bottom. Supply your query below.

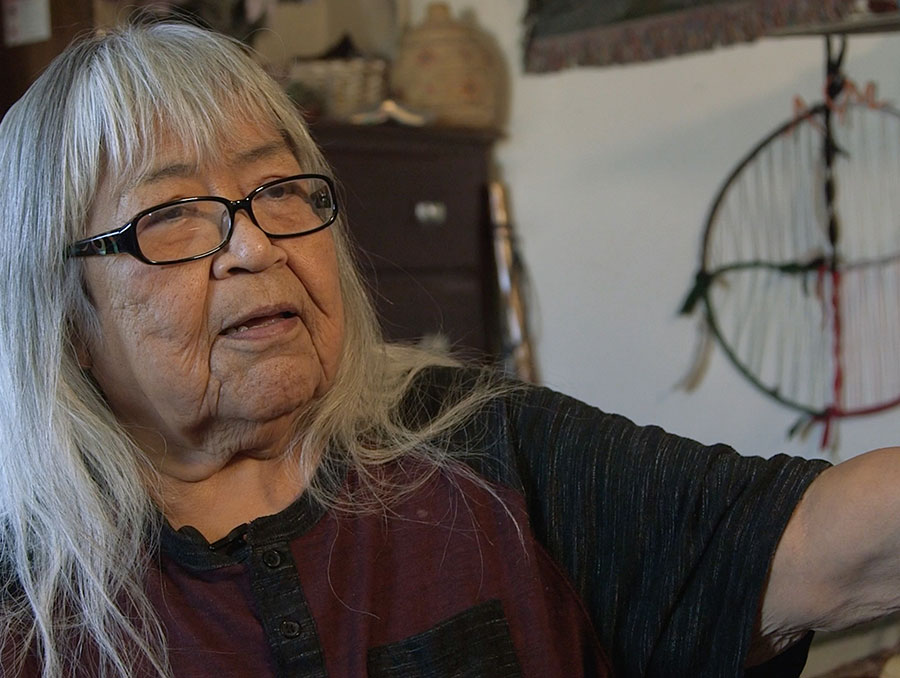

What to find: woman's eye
left=261, top=182, right=306, bottom=201
left=141, top=206, right=184, bottom=229
left=311, top=189, right=332, bottom=209
left=138, top=203, right=208, bottom=233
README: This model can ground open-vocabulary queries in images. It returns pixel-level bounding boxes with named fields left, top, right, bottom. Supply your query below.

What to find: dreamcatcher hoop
left=681, top=36, right=900, bottom=448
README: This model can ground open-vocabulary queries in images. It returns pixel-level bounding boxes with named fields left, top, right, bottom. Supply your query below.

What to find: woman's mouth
left=221, top=311, right=298, bottom=337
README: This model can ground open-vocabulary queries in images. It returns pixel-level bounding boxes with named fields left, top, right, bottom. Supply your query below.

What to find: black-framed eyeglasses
left=68, top=173, right=338, bottom=265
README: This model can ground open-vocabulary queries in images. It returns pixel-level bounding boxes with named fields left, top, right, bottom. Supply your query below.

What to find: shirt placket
left=248, top=538, right=328, bottom=677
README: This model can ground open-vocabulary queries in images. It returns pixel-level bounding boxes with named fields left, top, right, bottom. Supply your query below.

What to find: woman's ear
left=75, top=338, right=93, bottom=370
left=67, top=321, right=93, bottom=370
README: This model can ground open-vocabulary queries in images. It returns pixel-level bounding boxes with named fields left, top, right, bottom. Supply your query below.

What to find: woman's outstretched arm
left=755, top=447, right=900, bottom=661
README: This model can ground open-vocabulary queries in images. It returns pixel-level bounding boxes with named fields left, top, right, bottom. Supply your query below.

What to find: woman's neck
left=155, top=451, right=311, bottom=541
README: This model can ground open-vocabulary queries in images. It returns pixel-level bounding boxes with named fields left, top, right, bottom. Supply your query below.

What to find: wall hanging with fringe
left=523, top=0, right=897, bottom=72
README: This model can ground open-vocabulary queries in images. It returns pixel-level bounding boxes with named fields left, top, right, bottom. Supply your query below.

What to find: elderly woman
left=2, top=19, right=900, bottom=678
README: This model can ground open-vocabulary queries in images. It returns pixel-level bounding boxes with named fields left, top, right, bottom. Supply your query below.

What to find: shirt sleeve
left=485, top=384, right=830, bottom=678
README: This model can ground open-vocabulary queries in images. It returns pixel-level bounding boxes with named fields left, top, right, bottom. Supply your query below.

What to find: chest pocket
left=367, top=599, right=523, bottom=678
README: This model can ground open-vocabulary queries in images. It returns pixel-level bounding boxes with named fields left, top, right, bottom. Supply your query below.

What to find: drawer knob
left=414, top=201, right=447, bottom=226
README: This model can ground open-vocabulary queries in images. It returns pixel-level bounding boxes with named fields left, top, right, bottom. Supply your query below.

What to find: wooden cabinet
left=0, top=0, right=93, bottom=118
left=311, top=122, right=501, bottom=361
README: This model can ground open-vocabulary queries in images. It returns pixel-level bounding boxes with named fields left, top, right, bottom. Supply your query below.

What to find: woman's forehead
left=88, top=119, right=299, bottom=230
left=123, top=119, right=295, bottom=188
left=139, top=141, right=294, bottom=185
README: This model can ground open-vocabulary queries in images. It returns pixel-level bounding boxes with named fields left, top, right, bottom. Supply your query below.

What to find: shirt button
left=262, top=549, right=282, bottom=568
left=280, top=619, right=301, bottom=638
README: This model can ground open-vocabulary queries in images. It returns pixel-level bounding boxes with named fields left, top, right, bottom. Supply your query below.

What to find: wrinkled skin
left=80, top=120, right=344, bottom=536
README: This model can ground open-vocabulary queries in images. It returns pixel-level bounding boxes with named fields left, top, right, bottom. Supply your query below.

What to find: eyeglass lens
left=136, top=176, right=334, bottom=262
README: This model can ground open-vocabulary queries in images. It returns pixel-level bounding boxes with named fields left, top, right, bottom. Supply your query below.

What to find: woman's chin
left=213, top=353, right=328, bottom=419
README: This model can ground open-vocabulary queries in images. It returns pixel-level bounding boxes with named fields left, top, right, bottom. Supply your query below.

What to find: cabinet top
left=309, top=121, right=501, bottom=154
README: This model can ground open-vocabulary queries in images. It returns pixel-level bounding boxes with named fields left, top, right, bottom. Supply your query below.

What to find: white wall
left=410, top=0, right=900, bottom=462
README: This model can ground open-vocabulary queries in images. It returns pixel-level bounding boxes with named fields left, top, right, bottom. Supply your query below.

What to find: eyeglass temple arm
left=68, top=229, right=130, bottom=258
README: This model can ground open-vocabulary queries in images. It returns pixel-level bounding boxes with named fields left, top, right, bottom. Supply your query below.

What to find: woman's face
left=80, top=119, right=345, bottom=480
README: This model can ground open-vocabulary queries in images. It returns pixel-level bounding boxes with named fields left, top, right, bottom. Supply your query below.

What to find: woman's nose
left=211, top=210, right=287, bottom=277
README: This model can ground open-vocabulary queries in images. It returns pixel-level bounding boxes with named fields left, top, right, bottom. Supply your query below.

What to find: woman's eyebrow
left=232, top=140, right=289, bottom=166
left=137, top=163, right=194, bottom=187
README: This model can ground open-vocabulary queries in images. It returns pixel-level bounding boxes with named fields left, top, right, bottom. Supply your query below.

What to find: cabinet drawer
left=333, top=153, right=488, bottom=270
left=367, top=270, right=492, bottom=356
left=312, top=123, right=501, bottom=362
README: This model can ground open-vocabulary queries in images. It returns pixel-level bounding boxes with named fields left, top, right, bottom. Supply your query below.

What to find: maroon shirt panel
left=148, top=558, right=277, bottom=676
left=292, top=469, right=610, bottom=676
left=150, top=466, right=611, bottom=677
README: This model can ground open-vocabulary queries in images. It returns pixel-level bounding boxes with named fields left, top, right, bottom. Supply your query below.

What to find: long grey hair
left=0, top=20, right=503, bottom=677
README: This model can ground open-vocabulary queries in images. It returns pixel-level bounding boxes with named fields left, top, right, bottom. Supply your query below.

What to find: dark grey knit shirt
left=429, top=368, right=829, bottom=677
